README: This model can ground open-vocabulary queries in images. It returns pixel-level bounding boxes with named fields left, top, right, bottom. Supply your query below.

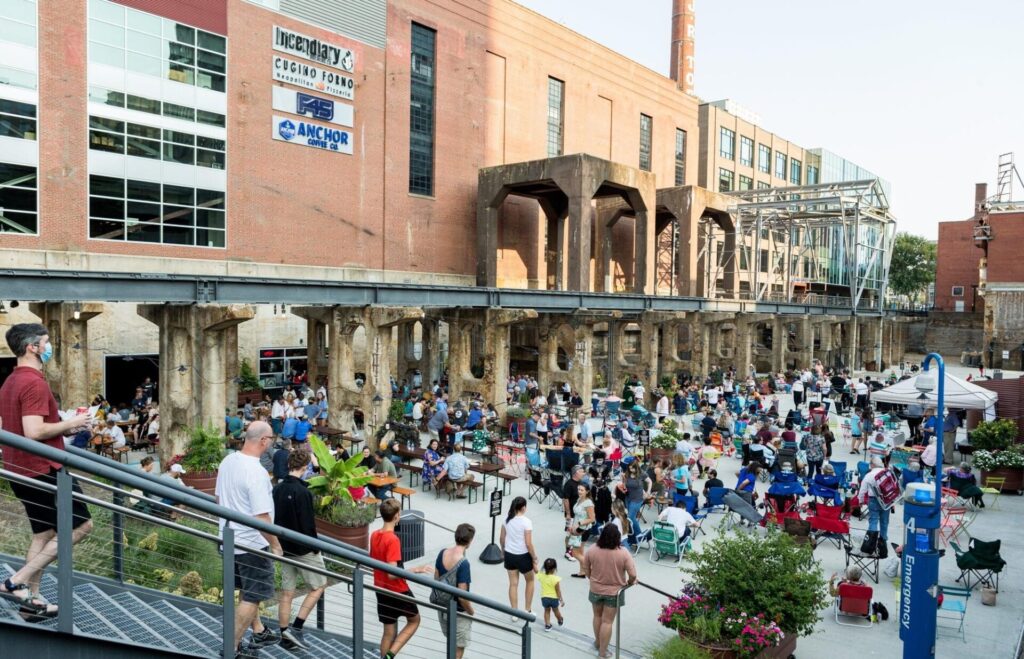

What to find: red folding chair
left=808, top=504, right=851, bottom=549
left=834, top=582, right=873, bottom=627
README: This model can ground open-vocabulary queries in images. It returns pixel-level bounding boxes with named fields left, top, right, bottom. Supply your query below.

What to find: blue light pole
left=900, top=353, right=944, bottom=659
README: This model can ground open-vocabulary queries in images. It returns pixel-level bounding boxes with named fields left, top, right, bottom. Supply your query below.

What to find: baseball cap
left=170, top=464, right=186, bottom=474
left=621, top=456, right=635, bottom=466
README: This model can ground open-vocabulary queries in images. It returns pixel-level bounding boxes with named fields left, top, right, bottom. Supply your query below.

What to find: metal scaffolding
left=696, top=179, right=895, bottom=312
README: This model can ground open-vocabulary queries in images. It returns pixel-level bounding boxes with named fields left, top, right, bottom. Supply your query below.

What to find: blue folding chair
left=525, top=446, right=547, bottom=469
left=704, top=486, right=729, bottom=514
left=830, top=460, right=850, bottom=490
left=672, top=494, right=699, bottom=515
left=857, top=461, right=870, bottom=483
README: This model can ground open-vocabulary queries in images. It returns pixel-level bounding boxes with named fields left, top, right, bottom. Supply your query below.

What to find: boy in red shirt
left=370, top=498, right=432, bottom=659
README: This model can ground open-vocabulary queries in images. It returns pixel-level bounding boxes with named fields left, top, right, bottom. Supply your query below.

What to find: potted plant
left=651, top=417, right=682, bottom=464
left=661, top=530, right=827, bottom=657
left=969, top=418, right=1017, bottom=452
left=177, top=424, right=228, bottom=495
left=973, top=445, right=1024, bottom=494
left=307, top=434, right=376, bottom=549
left=237, top=358, right=262, bottom=406
left=506, top=405, right=528, bottom=436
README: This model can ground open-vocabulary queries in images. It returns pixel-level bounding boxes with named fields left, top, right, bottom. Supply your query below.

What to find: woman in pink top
left=581, top=525, right=637, bottom=658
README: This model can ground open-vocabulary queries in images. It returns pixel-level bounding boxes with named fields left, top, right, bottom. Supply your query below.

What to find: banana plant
left=307, top=434, right=374, bottom=511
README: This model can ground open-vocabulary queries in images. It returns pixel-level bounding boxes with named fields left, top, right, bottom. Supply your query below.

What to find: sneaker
left=544, top=624, right=552, bottom=632
left=250, top=626, right=281, bottom=648
left=280, top=627, right=308, bottom=651
left=558, top=618, right=564, bottom=626
left=564, top=551, right=577, bottom=562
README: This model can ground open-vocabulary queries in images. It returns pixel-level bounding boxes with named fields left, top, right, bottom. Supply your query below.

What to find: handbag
left=860, top=530, right=879, bottom=555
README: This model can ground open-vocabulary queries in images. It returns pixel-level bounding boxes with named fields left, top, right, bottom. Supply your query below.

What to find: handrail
left=613, top=579, right=676, bottom=659
left=0, top=428, right=536, bottom=657
left=65, top=445, right=218, bottom=501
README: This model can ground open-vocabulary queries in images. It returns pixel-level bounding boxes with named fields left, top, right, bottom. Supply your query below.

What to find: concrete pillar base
left=30, top=302, right=103, bottom=409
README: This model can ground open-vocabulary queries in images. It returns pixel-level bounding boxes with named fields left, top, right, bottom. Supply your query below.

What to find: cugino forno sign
left=273, top=55, right=355, bottom=101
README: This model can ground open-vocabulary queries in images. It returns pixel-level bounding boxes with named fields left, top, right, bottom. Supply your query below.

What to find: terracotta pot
left=980, top=467, right=1024, bottom=493
left=650, top=447, right=675, bottom=465
left=181, top=471, right=218, bottom=496
left=315, top=516, right=370, bottom=551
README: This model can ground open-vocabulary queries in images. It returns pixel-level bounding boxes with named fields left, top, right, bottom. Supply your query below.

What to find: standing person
left=371, top=499, right=433, bottom=659
left=858, top=457, right=893, bottom=555
left=620, top=460, right=650, bottom=539
left=582, top=525, right=637, bottom=659
left=655, top=391, right=669, bottom=422
left=215, top=421, right=283, bottom=656
left=562, top=466, right=585, bottom=562
left=537, top=558, right=565, bottom=631
left=273, top=450, right=328, bottom=651
left=800, top=426, right=826, bottom=482
left=568, top=483, right=596, bottom=576
left=500, top=496, right=538, bottom=617
left=0, top=324, right=94, bottom=619
left=791, top=376, right=804, bottom=409
left=942, top=410, right=960, bottom=466
left=434, top=523, right=476, bottom=659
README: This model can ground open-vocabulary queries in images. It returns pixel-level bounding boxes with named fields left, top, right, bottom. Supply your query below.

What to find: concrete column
left=476, top=196, right=500, bottom=287
left=694, top=317, right=711, bottom=377
left=224, top=325, right=239, bottom=411
left=736, top=321, right=754, bottom=376
left=659, top=318, right=689, bottom=383
left=799, top=317, right=815, bottom=371
left=395, top=322, right=415, bottom=384
left=566, top=194, right=593, bottom=292
left=305, top=317, right=327, bottom=390
left=606, top=319, right=628, bottom=394
left=30, top=302, right=103, bottom=408
left=536, top=316, right=596, bottom=400
left=843, top=317, right=860, bottom=370
left=363, top=307, right=424, bottom=436
left=138, top=304, right=254, bottom=462
left=449, top=309, right=536, bottom=411
left=771, top=317, right=788, bottom=374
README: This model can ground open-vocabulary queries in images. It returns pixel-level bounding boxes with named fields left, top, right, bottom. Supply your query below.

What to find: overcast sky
left=514, top=0, right=1024, bottom=239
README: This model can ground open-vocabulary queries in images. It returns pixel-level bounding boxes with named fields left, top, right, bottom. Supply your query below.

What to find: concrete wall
left=921, top=311, right=983, bottom=358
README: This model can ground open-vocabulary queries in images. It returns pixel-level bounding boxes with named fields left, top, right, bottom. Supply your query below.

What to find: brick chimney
left=974, top=182, right=988, bottom=218
left=670, top=0, right=695, bottom=95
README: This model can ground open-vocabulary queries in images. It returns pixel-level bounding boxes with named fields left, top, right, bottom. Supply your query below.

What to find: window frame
left=774, top=152, right=787, bottom=180
left=639, top=113, right=653, bottom=172
left=0, top=161, right=39, bottom=235
left=739, top=136, right=753, bottom=168
left=674, top=128, right=687, bottom=186
left=719, top=126, right=735, bottom=160
left=951, top=286, right=964, bottom=297
left=718, top=167, right=734, bottom=193
left=546, top=76, right=565, bottom=158
left=408, top=22, right=436, bottom=196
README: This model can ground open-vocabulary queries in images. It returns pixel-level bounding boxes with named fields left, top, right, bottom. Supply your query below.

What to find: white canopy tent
left=872, top=372, right=998, bottom=411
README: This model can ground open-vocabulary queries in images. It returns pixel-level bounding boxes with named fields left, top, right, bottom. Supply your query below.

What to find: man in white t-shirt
left=216, top=421, right=284, bottom=655
left=659, top=502, right=697, bottom=540
left=705, top=385, right=721, bottom=407
left=104, top=418, right=127, bottom=449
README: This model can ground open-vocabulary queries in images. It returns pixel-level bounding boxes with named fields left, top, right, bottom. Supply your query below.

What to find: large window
left=739, top=136, right=753, bottom=167
left=807, top=164, right=819, bottom=185
left=88, top=175, right=225, bottom=247
left=546, top=77, right=564, bottom=158
left=88, top=0, right=226, bottom=92
left=738, top=175, right=753, bottom=191
left=756, top=181, right=771, bottom=190
left=775, top=152, right=787, bottom=180
left=719, top=126, right=735, bottom=160
left=718, top=168, right=734, bottom=192
left=0, top=98, right=36, bottom=140
left=88, top=86, right=225, bottom=127
left=0, top=162, right=38, bottom=234
left=258, top=347, right=307, bottom=390
left=409, top=23, right=436, bottom=196
left=790, top=158, right=802, bottom=185
left=0, top=0, right=38, bottom=90
left=639, top=113, right=652, bottom=171
left=88, top=115, right=225, bottom=169
left=758, top=144, right=770, bottom=174
left=674, top=128, right=687, bottom=185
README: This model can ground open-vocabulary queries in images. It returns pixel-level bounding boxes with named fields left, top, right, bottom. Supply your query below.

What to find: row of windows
left=89, top=0, right=226, bottom=92
left=89, top=175, right=225, bottom=247
left=0, top=162, right=37, bottom=235
left=89, top=86, right=225, bottom=127
left=408, top=23, right=436, bottom=196
left=0, top=98, right=36, bottom=140
left=721, top=128, right=808, bottom=185
left=88, top=115, right=225, bottom=169
left=718, top=169, right=802, bottom=193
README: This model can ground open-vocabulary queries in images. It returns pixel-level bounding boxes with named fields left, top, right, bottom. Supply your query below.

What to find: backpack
left=429, top=555, right=466, bottom=607
left=872, top=469, right=901, bottom=509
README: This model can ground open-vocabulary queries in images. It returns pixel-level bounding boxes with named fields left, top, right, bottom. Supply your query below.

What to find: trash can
left=396, top=510, right=425, bottom=563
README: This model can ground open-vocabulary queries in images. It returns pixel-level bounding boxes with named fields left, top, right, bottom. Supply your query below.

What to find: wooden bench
left=112, top=446, right=131, bottom=463
left=393, top=486, right=416, bottom=510
left=465, top=480, right=484, bottom=504
left=362, top=496, right=381, bottom=506
left=495, top=471, right=517, bottom=496
left=398, top=463, right=423, bottom=488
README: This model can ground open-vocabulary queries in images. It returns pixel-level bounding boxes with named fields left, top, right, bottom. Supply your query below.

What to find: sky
left=513, top=0, right=1024, bottom=239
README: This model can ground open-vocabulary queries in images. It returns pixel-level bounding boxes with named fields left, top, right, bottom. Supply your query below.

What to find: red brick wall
left=934, top=219, right=981, bottom=312
left=985, top=212, right=1024, bottom=283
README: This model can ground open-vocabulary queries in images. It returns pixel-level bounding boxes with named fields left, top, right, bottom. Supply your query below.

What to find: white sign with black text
left=273, top=25, right=354, bottom=72
left=272, top=55, right=355, bottom=101
left=272, top=115, right=353, bottom=155
left=272, top=86, right=353, bottom=128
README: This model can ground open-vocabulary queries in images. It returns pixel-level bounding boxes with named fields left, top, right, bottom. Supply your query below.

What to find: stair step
left=111, top=591, right=211, bottom=656
left=74, top=583, right=169, bottom=648
left=150, top=600, right=221, bottom=647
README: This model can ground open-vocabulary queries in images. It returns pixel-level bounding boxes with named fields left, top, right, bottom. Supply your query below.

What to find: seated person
left=658, top=500, right=698, bottom=542
left=670, top=454, right=692, bottom=497
left=436, top=444, right=475, bottom=498
left=465, top=402, right=484, bottom=430
left=813, top=463, right=841, bottom=490
left=103, top=417, right=127, bottom=449
left=944, top=461, right=985, bottom=507
left=829, top=565, right=868, bottom=598
left=226, top=410, right=244, bottom=440
left=735, top=463, right=761, bottom=504
left=702, top=469, right=724, bottom=508
left=368, top=450, right=398, bottom=499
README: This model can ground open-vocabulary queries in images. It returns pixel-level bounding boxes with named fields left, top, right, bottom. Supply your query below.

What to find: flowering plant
left=973, top=447, right=1024, bottom=470
left=658, top=596, right=784, bottom=658
left=732, top=614, right=784, bottom=658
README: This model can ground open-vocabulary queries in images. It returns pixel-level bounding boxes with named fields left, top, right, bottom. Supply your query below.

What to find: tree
left=888, top=232, right=936, bottom=303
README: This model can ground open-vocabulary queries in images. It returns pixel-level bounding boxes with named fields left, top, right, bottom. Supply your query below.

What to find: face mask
left=38, top=342, right=53, bottom=364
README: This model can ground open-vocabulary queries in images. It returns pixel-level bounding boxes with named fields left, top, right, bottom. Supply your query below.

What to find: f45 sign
left=272, top=86, right=353, bottom=128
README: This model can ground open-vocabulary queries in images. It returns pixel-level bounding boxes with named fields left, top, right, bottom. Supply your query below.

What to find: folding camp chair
left=527, top=466, right=548, bottom=504
left=834, top=582, right=873, bottom=627
left=704, top=486, right=729, bottom=514
left=546, top=472, right=565, bottom=510
left=808, top=504, right=851, bottom=549
left=844, top=542, right=880, bottom=584
left=648, top=521, right=688, bottom=567
left=951, top=538, right=1006, bottom=592
left=938, top=506, right=968, bottom=547
left=829, top=460, right=850, bottom=491
left=980, top=476, right=1005, bottom=510
left=525, top=446, right=547, bottom=470
left=856, top=461, right=870, bottom=483
left=936, top=585, right=970, bottom=642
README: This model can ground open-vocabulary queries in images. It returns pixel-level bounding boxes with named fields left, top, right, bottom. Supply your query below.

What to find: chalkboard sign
left=489, top=488, right=503, bottom=518
left=638, top=429, right=651, bottom=447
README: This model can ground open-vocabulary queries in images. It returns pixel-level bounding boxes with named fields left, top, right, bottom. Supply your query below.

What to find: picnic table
left=368, top=475, right=399, bottom=488
left=470, top=461, right=503, bottom=493
left=320, top=427, right=363, bottom=449
left=395, top=446, right=426, bottom=462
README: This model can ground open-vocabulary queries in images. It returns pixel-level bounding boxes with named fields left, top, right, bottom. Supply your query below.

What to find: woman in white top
left=500, top=496, right=537, bottom=616
left=655, top=393, right=670, bottom=419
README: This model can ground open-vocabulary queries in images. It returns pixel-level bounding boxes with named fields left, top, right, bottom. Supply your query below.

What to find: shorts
left=234, top=550, right=275, bottom=604
left=588, top=590, right=625, bottom=608
left=280, top=551, right=328, bottom=592
left=377, top=589, right=420, bottom=624
left=541, top=597, right=560, bottom=610
left=438, top=611, right=473, bottom=647
left=10, top=468, right=92, bottom=535
left=503, top=552, right=534, bottom=574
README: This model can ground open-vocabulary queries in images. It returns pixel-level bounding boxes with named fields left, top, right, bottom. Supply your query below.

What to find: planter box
left=980, top=467, right=1024, bottom=494
left=650, top=447, right=676, bottom=465
left=237, top=391, right=262, bottom=407
left=181, top=471, right=218, bottom=496
left=315, top=517, right=370, bottom=551
left=685, top=632, right=796, bottom=659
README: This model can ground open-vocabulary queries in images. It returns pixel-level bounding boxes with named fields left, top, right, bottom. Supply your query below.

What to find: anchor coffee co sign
left=273, top=25, right=355, bottom=73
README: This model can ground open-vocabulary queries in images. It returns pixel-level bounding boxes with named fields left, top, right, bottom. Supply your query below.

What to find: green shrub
left=388, top=399, right=406, bottom=422
left=180, top=424, right=228, bottom=474
left=969, top=419, right=1019, bottom=452
left=238, top=358, right=261, bottom=393
left=649, top=635, right=712, bottom=659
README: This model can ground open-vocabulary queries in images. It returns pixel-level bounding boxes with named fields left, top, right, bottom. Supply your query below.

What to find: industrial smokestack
left=974, top=183, right=988, bottom=217
left=670, top=0, right=695, bottom=95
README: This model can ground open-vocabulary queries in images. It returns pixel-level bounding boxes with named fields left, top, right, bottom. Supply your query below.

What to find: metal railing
left=613, top=580, right=678, bottom=659
left=0, top=428, right=535, bottom=658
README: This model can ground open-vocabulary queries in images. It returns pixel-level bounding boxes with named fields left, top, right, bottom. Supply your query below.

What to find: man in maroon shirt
left=0, top=323, right=93, bottom=619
